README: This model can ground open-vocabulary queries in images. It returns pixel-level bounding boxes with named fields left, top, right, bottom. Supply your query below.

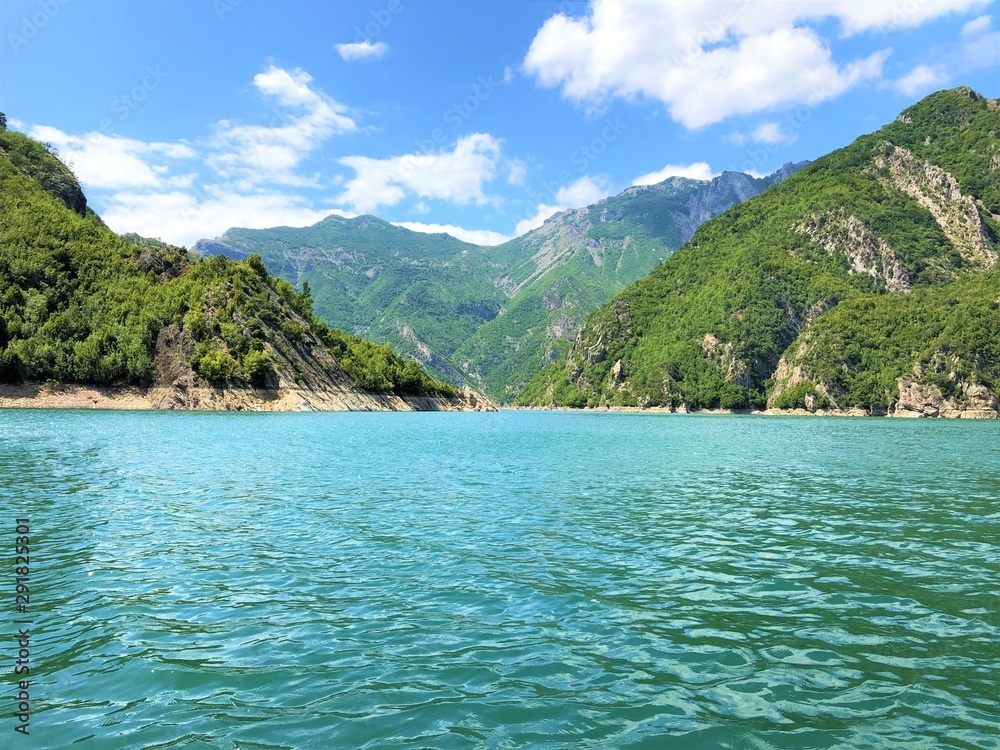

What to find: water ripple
left=0, top=410, right=997, bottom=749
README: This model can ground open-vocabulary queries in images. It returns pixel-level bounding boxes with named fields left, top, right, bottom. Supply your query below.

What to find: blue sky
left=1, top=0, right=998, bottom=247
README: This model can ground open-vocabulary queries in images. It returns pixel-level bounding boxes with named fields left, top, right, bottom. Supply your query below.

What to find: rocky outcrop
left=0, top=381, right=492, bottom=412
left=769, top=351, right=999, bottom=418
left=138, top=310, right=497, bottom=412
left=701, top=333, right=752, bottom=387
left=870, top=142, right=997, bottom=270
left=796, top=210, right=911, bottom=292
left=893, top=358, right=999, bottom=418
left=894, top=378, right=998, bottom=418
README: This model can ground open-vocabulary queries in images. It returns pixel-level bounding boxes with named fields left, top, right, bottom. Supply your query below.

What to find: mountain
left=0, top=124, right=490, bottom=411
left=518, top=87, right=1000, bottom=418
left=196, top=164, right=805, bottom=401
left=451, top=165, right=808, bottom=401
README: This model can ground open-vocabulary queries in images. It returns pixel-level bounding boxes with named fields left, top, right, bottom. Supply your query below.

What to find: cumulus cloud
left=337, top=133, right=512, bottom=214
left=510, top=175, right=611, bottom=238
left=393, top=222, right=512, bottom=246
left=20, top=64, right=537, bottom=251
left=207, top=66, right=357, bottom=187
left=957, top=14, right=1000, bottom=70
left=751, top=121, right=797, bottom=145
left=555, top=174, right=610, bottom=207
left=961, top=14, right=992, bottom=36
left=888, top=14, right=996, bottom=98
left=27, top=126, right=195, bottom=190
left=336, top=40, right=389, bottom=62
left=632, top=161, right=716, bottom=186
left=891, top=64, right=950, bottom=96
left=23, top=66, right=366, bottom=247
left=522, top=0, right=983, bottom=127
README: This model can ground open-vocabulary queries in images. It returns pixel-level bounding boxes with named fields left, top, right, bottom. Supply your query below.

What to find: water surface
left=1, top=410, right=997, bottom=749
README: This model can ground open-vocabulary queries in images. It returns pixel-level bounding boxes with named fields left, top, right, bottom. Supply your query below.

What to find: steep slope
left=454, top=165, right=807, bottom=400
left=518, top=87, right=1000, bottom=418
left=197, top=164, right=804, bottom=401
left=0, top=126, right=490, bottom=412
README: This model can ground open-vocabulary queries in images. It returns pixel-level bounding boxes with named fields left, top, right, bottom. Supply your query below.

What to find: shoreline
left=503, top=404, right=999, bottom=419
left=0, top=382, right=496, bottom=413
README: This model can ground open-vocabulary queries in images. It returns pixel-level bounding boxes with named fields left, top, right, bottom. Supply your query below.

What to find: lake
left=1, top=409, right=998, bottom=749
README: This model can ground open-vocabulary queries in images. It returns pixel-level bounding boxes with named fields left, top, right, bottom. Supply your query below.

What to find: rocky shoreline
left=0, top=382, right=496, bottom=412
left=507, top=403, right=998, bottom=418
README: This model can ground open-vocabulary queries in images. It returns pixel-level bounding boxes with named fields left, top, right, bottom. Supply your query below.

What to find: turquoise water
left=1, top=410, right=998, bottom=749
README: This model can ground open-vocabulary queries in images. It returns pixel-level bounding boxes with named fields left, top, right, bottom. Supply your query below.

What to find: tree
left=0, top=113, right=6, bottom=131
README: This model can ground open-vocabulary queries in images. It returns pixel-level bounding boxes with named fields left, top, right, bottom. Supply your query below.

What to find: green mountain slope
left=197, top=164, right=803, bottom=401
left=196, top=216, right=504, bottom=385
left=518, top=87, right=1000, bottom=418
left=0, top=124, right=478, bottom=411
left=453, top=165, right=805, bottom=400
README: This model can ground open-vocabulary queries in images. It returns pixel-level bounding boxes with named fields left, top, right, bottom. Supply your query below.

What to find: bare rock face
left=869, top=142, right=997, bottom=270
left=796, top=210, right=911, bottom=292
left=141, top=307, right=496, bottom=413
left=894, top=379, right=946, bottom=417
left=35, top=169, right=87, bottom=216
left=894, top=372, right=999, bottom=419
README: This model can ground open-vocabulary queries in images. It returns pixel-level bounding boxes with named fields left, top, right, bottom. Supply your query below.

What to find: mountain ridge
left=197, top=161, right=807, bottom=401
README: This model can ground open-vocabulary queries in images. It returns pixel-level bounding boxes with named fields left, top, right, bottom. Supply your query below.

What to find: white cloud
left=891, top=64, right=950, bottom=96
left=26, top=126, right=196, bottom=190
left=520, top=0, right=988, bottom=127
left=394, top=222, right=512, bottom=246
left=957, top=15, right=1000, bottom=70
left=18, top=64, right=540, bottom=252
left=336, top=40, right=389, bottom=62
left=632, top=161, right=716, bottom=186
left=22, top=66, right=366, bottom=248
left=751, top=121, right=797, bottom=145
left=503, top=65, right=515, bottom=85
left=506, top=159, right=528, bottom=186
left=338, top=133, right=510, bottom=214
left=100, top=187, right=354, bottom=248
left=961, top=14, right=992, bottom=36
left=555, top=175, right=609, bottom=207
left=207, top=66, right=357, bottom=187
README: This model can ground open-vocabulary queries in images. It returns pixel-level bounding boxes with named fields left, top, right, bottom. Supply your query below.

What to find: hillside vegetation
left=518, top=88, right=1000, bottom=418
left=197, top=165, right=802, bottom=401
left=0, top=126, right=462, bottom=407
